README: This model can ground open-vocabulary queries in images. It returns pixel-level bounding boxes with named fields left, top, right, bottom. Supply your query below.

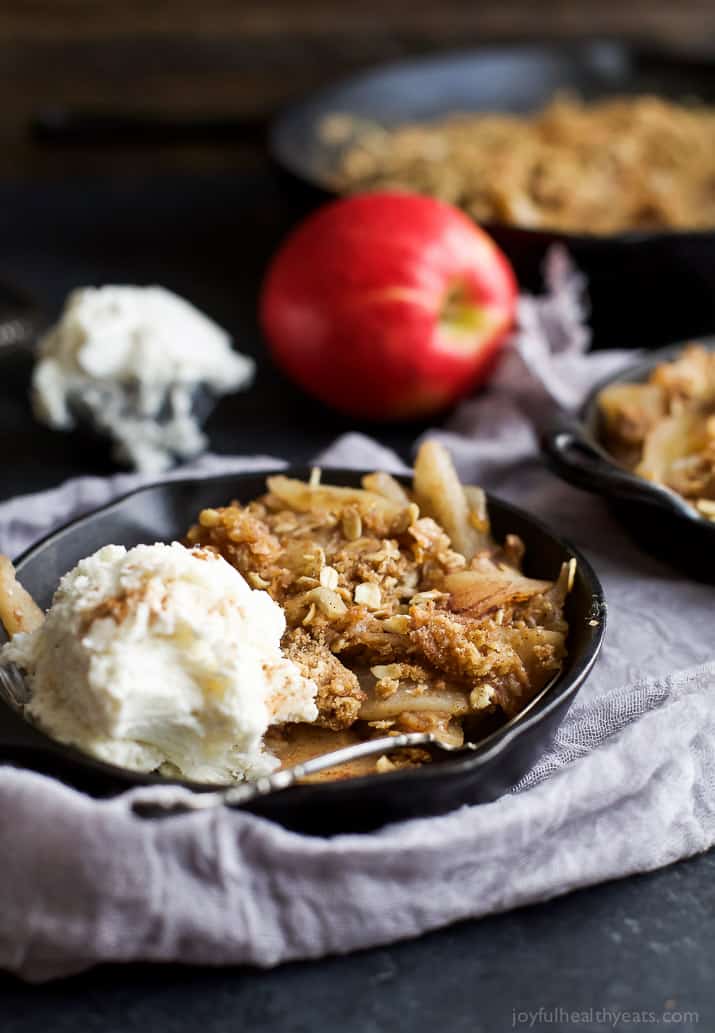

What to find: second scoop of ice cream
left=2, top=542, right=318, bottom=782
left=32, top=285, right=255, bottom=473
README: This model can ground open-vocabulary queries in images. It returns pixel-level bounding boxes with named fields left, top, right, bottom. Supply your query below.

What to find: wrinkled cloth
left=1, top=251, right=713, bottom=981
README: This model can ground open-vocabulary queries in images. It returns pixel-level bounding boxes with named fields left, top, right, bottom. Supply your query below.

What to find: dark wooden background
left=3, top=0, right=715, bottom=180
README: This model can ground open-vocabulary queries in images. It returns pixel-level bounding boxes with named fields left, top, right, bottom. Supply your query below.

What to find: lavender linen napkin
left=1, top=255, right=714, bottom=982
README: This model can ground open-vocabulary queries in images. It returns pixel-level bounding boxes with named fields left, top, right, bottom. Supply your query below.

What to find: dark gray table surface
left=0, top=173, right=712, bottom=1032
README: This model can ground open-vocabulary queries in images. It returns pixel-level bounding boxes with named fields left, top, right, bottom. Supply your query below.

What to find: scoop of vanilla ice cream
left=2, top=542, right=318, bottom=783
left=32, top=285, right=255, bottom=473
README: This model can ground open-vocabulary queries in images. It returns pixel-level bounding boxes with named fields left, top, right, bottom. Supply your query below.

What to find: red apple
left=260, top=192, right=517, bottom=420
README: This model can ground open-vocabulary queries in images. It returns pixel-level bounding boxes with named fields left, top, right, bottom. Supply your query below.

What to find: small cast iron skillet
left=0, top=469, right=605, bottom=834
left=543, top=340, right=715, bottom=581
left=270, top=40, right=715, bottom=349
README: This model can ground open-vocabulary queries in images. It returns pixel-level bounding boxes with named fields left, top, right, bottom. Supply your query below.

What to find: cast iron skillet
left=0, top=468, right=605, bottom=834
left=270, top=40, right=715, bottom=349
left=543, top=339, right=715, bottom=581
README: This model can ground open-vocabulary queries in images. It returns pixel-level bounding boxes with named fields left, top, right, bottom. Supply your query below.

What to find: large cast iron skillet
left=543, top=340, right=715, bottom=580
left=0, top=469, right=606, bottom=833
left=270, top=40, right=715, bottom=349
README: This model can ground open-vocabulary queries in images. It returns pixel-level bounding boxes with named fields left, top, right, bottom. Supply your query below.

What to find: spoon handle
left=0, top=313, right=45, bottom=351
left=130, top=731, right=447, bottom=819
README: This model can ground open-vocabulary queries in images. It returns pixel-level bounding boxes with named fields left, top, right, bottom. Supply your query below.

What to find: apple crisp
left=598, top=344, right=715, bottom=519
left=186, top=441, right=573, bottom=771
left=327, top=95, right=715, bottom=234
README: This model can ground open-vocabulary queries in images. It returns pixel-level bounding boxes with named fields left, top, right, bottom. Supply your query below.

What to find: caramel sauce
left=264, top=724, right=379, bottom=782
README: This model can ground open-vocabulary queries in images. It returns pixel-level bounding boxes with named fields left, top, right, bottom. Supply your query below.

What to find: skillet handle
left=542, top=418, right=698, bottom=520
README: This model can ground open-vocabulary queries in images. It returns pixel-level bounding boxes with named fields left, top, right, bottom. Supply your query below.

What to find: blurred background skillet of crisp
left=271, top=41, right=715, bottom=349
